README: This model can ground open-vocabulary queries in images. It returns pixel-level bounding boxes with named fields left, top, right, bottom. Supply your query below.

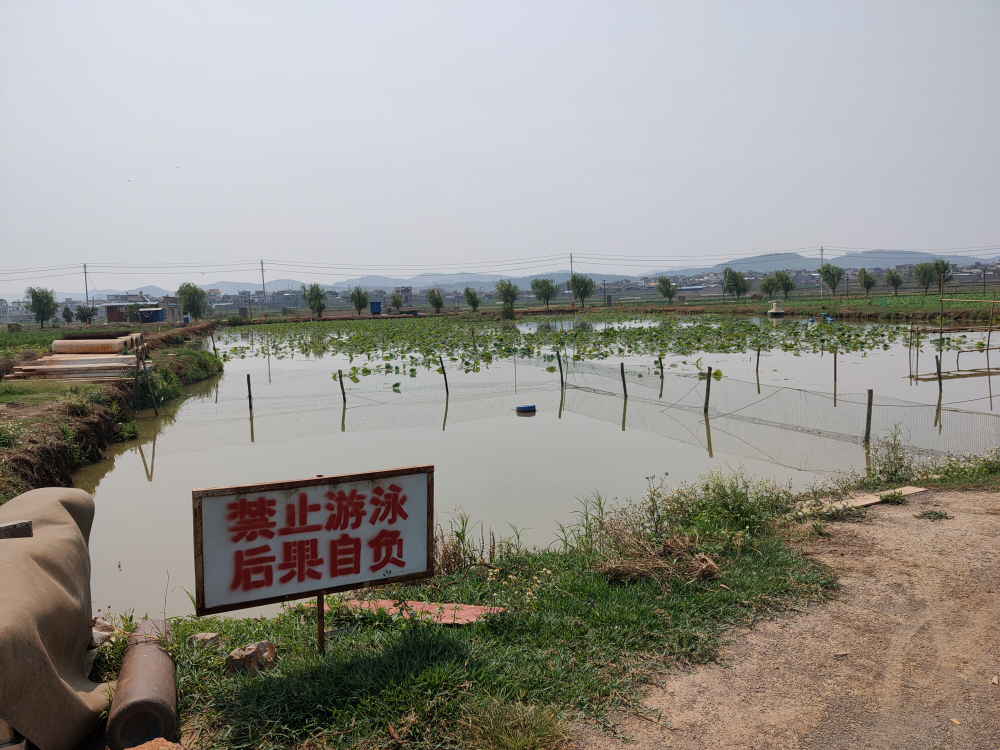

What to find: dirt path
left=579, top=489, right=1000, bottom=750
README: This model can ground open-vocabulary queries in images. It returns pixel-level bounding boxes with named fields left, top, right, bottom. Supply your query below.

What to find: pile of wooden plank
left=4, top=334, right=151, bottom=383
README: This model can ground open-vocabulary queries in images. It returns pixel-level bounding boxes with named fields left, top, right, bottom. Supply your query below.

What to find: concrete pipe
left=52, top=339, right=126, bottom=354
left=106, top=620, right=177, bottom=750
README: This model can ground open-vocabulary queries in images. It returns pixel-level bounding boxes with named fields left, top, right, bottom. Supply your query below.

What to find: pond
left=74, top=316, right=1000, bottom=618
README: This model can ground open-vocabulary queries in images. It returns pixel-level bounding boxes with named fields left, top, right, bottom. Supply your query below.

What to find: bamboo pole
left=703, top=367, right=713, bottom=413
left=620, top=362, right=627, bottom=399
left=338, top=369, right=346, bottom=402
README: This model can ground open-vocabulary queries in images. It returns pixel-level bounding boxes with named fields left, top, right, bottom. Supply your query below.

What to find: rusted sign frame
left=192, top=465, right=434, bottom=616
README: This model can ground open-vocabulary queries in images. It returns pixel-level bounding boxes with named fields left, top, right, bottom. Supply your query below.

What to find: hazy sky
left=2, top=1, right=999, bottom=295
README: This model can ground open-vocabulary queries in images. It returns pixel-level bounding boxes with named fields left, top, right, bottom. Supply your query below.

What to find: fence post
left=246, top=373, right=253, bottom=413
left=317, top=594, right=325, bottom=654
left=439, top=355, right=449, bottom=395
left=864, top=389, right=873, bottom=443
left=704, top=367, right=713, bottom=413
left=620, top=362, right=628, bottom=399
left=338, top=369, right=346, bottom=402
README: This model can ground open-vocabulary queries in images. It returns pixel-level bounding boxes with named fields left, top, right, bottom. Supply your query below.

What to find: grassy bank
left=87, top=469, right=838, bottom=749
left=0, top=332, right=222, bottom=504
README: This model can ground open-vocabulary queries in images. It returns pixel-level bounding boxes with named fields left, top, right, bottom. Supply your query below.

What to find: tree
left=819, top=264, right=844, bottom=297
left=773, top=270, right=795, bottom=300
left=657, top=276, right=677, bottom=303
left=427, top=288, right=444, bottom=313
left=929, top=258, right=954, bottom=294
left=494, top=279, right=519, bottom=320
left=302, top=283, right=327, bottom=319
left=529, top=278, right=558, bottom=309
left=569, top=273, right=596, bottom=308
left=125, top=303, right=141, bottom=323
left=349, top=286, right=369, bottom=316
left=759, top=275, right=778, bottom=299
left=857, top=268, right=877, bottom=298
left=884, top=269, right=903, bottom=296
left=75, top=306, right=97, bottom=324
left=177, top=282, right=208, bottom=320
left=62, top=305, right=73, bottom=323
left=25, top=287, right=58, bottom=328
left=914, top=262, right=940, bottom=297
left=722, top=268, right=750, bottom=302
left=463, top=286, right=480, bottom=312
left=390, top=292, right=404, bottom=313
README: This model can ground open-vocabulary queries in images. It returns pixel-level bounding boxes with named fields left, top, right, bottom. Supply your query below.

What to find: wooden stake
left=756, top=346, right=760, bottom=374
left=556, top=349, right=564, bottom=388
left=439, top=355, right=449, bottom=394
left=247, top=373, right=253, bottom=412
left=620, top=362, right=628, bottom=399
left=935, top=355, right=942, bottom=392
left=864, top=389, right=873, bottom=443
left=704, top=367, right=712, bottom=413
left=338, top=369, right=346, bottom=402
left=317, top=593, right=325, bottom=654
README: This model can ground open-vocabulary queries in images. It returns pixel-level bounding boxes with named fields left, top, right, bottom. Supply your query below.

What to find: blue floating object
left=516, top=404, right=536, bottom=413
left=809, top=317, right=815, bottom=323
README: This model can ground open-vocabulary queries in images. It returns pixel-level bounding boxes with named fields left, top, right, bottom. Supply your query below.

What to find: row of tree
left=813, top=258, right=952, bottom=298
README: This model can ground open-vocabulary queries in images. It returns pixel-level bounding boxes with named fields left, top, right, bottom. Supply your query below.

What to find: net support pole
left=556, top=349, right=564, bottom=389
left=440, top=355, right=449, bottom=394
left=864, top=389, right=873, bottom=443
left=935, top=355, right=943, bottom=392
left=247, top=373, right=253, bottom=413
left=704, top=366, right=713, bottom=413
left=620, top=362, right=627, bottom=399
left=338, top=369, right=346, bottom=402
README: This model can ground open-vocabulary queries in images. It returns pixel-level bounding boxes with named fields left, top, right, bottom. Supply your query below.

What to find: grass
left=914, top=510, right=952, bottom=521
left=85, top=468, right=838, bottom=749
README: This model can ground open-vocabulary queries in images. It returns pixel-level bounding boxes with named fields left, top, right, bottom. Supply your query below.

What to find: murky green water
left=73, top=323, right=1000, bottom=618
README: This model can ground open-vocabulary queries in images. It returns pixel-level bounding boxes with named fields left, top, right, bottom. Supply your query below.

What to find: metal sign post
left=192, top=466, right=434, bottom=651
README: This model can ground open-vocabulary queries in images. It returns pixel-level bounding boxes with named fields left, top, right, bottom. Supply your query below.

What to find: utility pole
left=260, top=260, right=268, bottom=319
left=570, top=253, right=574, bottom=307
left=83, top=264, right=89, bottom=308
left=820, top=246, right=824, bottom=299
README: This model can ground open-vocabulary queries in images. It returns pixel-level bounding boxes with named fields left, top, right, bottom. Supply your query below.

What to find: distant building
left=394, top=287, right=412, bottom=306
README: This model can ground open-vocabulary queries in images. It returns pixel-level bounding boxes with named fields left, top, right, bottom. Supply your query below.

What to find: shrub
left=227, top=315, right=245, bottom=326
left=0, top=422, right=20, bottom=448
left=116, top=421, right=139, bottom=441
left=61, top=393, right=91, bottom=417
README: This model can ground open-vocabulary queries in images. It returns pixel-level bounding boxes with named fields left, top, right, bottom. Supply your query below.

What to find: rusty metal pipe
left=106, top=619, right=177, bottom=750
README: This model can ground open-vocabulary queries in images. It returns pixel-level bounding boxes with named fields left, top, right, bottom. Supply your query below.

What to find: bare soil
left=578, top=489, right=1000, bottom=750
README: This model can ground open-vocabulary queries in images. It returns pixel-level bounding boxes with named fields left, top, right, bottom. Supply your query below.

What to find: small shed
left=139, top=307, right=165, bottom=324
left=370, top=301, right=382, bottom=315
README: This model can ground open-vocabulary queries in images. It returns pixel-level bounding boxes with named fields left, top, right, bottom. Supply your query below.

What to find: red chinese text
left=226, top=496, right=276, bottom=543
left=279, top=493, right=323, bottom=536
left=324, top=488, right=367, bottom=530
left=230, top=544, right=275, bottom=591
left=329, top=534, right=361, bottom=577
left=278, top=538, right=324, bottom=583
left=368, top=529, right=405, bottom=572
left=369, top=484, right=408, bottom=525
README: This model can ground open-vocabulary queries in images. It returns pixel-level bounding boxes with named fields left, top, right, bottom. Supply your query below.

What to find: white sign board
left=192, top=466, right=433, bottom=615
